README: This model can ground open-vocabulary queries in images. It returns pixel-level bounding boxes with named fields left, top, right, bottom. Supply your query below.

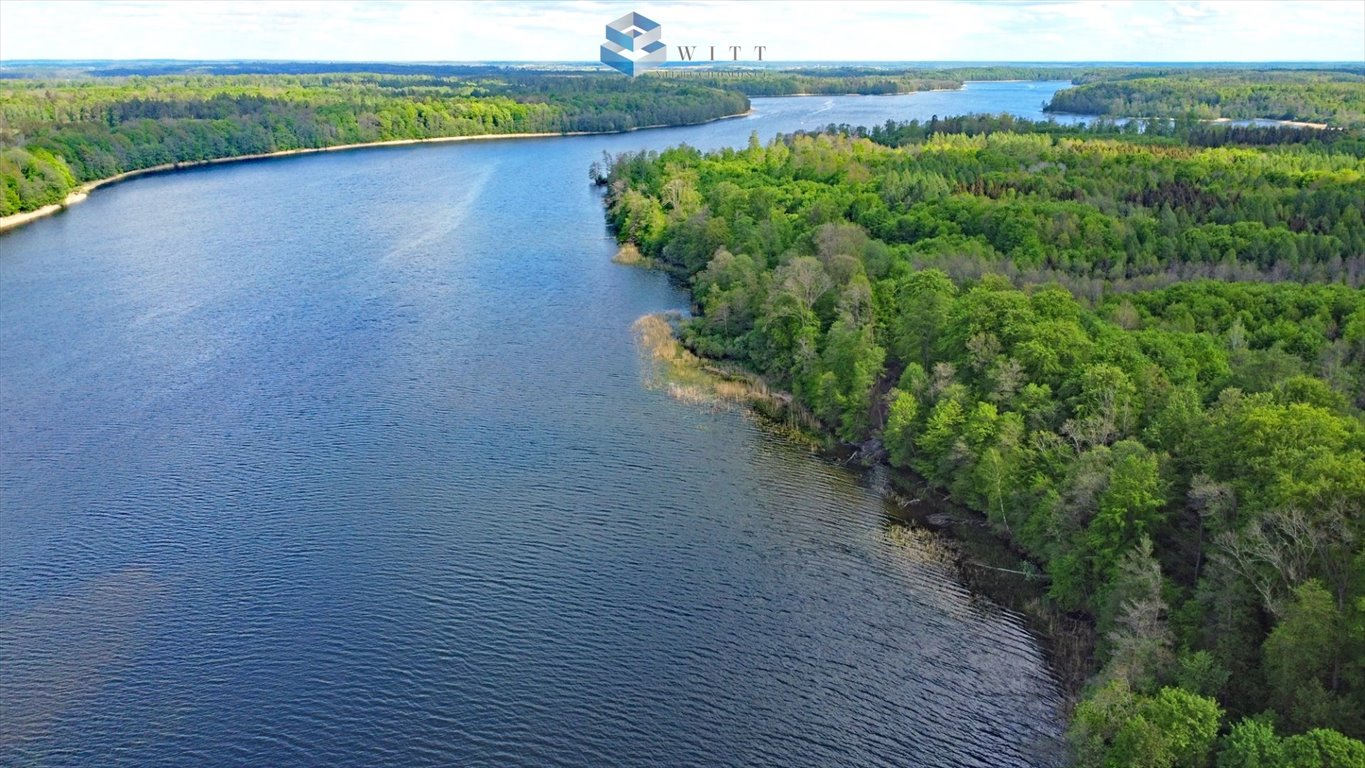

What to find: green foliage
left=1046, top=70, right=1365, bottom=128
left=1133, top=687, right=1225, bottom=768
left=883, top=388, right=919, bottom=467
left=0, top=72, right=753, bottom=214
left=818, top=309, right=886, bottom=441
left=1071, top=678, right=1141, bottom=768
left=1071, top=681, right=1223, bottom=768
left=1264, top=581, right=1356, bottom=735
left=1281, top=729, right=1365, bottom=767
left=892, top=269, right=957, bottom=368
left=1178, top=649, right=1231, bottom=699
left=656, top=69, right=961, bottom=97
left=603, top=116, right=1365, bottom=762
left=0, top=147, right=77, bottom=215
left=1087, top=443, right=1165, bottom=584
left=742, top=126, right=1359, bottom=287
left=1100, top=536, right=1174, bottom=692
left=1219, top=718, right=1286, bottom=768
left=1219, top=718, right=1365, bottom=768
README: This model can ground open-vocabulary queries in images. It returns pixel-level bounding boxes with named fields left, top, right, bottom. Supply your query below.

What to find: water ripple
left=0, top=86, right=1073, bottom=767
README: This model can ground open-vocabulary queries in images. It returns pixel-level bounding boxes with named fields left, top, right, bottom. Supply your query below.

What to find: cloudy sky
left=2, top=0, right=1362, bottom=63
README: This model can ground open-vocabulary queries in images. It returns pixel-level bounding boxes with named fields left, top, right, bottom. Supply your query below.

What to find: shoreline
left=778, top=86, right=965, bottom=98
left=1209, top=115, right=1329, bottom=129
left=1044, top=109, right=1330, bottom=129
left=629, top=308, right=1091, bottom=699
left=0, top=108, right=753, bottom=234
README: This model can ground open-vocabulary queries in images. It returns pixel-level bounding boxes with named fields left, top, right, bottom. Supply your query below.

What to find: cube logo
left=600, top=11, right=665, bottom=77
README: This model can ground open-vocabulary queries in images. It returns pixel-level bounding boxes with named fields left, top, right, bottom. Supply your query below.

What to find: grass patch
left=633, top=312, right=828, bottom=447
left=612, top=243, right=650, bottom=266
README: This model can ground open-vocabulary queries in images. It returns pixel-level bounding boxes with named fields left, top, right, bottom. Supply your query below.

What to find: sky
left=1, top=0, right=1362, bottom=63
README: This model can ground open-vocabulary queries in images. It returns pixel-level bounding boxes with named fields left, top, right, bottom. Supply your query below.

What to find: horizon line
left=4, top=58, right=1364, bottom=66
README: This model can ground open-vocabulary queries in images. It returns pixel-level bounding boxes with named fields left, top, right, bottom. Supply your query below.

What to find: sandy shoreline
left=0, top=109, right=753, bottom=234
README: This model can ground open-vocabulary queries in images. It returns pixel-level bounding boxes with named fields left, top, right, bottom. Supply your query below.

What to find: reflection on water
left=0, top=569, right=164, bottom=750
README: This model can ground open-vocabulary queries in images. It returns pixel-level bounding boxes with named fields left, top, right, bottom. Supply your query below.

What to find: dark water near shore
left=1, top=82, right=1074, bottom=767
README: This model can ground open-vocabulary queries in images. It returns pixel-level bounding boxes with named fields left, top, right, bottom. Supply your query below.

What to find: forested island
left=602, top=117, right=1365, bottom=766
left=1046, top=69, right=1365, bottom=128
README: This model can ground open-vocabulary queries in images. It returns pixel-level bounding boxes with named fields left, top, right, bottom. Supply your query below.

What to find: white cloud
left=0, top=0, right=1360, bottom=62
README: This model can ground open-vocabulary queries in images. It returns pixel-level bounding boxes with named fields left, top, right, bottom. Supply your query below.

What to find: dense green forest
left=1047, top=69, right=1365, bottom=129
left=6, top=65, right=1362, bottom=217
left=649, top=66, right=1089, bottom=96
left=0, top=73, right=752, bottom=215
left=650, top=70, right=960, bottom=96
left=849, top=112, right=1365, bottom=150
left=602, top=120, right=1365, bottom=766
left=1, top=65, right=1056, bottom=216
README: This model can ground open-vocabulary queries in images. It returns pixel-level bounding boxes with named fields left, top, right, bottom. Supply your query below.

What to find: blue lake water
left=1, top=81, right=1076, bottom=767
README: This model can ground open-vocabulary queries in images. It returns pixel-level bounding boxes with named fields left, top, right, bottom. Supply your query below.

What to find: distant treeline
left=0, top=62, right=584, bottom=79
left=775, top=115, right=1365, bottom=289
left=7, top=66, right=1365, bottom=216
left=650, top=66, right=1088, bottom=96
left=0, top=73, right=755, bottom=215
left=1046, top=70, right=1365, bottom=129
left=603, top=120, right=1365, bottom=766
left=0, top=65, right=1085, bottom=216
left=650, top=71, right=960, bottom=96
left=839, top=112, right=1365, bottom=151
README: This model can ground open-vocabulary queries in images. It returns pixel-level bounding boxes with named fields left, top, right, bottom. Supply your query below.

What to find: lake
left=1, top=81, right=1075, bottom=767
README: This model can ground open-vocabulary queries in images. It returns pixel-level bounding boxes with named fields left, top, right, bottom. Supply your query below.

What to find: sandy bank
left=0, top=109, right=753, bottom=234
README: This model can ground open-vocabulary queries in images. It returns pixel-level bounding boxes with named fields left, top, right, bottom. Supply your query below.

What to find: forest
left=6, top=65, right=1362, bottom=217
left=0, top=72, right=751, bottom=215
left=1047, top=69, right=1365, bottom=129
left=647, top=66, right=1091, bottom=96
left=0, top=65, right=1036, bottom=216
left=602, top=119, right=1365, bottom=766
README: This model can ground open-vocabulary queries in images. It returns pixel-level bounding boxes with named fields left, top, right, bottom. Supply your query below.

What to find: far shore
left=780, top=87, right=964, bottom=97
left=1, top=94, right=1337, bottom=235
left=774, top=88, right=1333, bottom=130
left=1208, top=116, right=1329, bottom=129
left=1045, top=110, right=1331, bottom=130
left=0, top=108, right=753, bottom=234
